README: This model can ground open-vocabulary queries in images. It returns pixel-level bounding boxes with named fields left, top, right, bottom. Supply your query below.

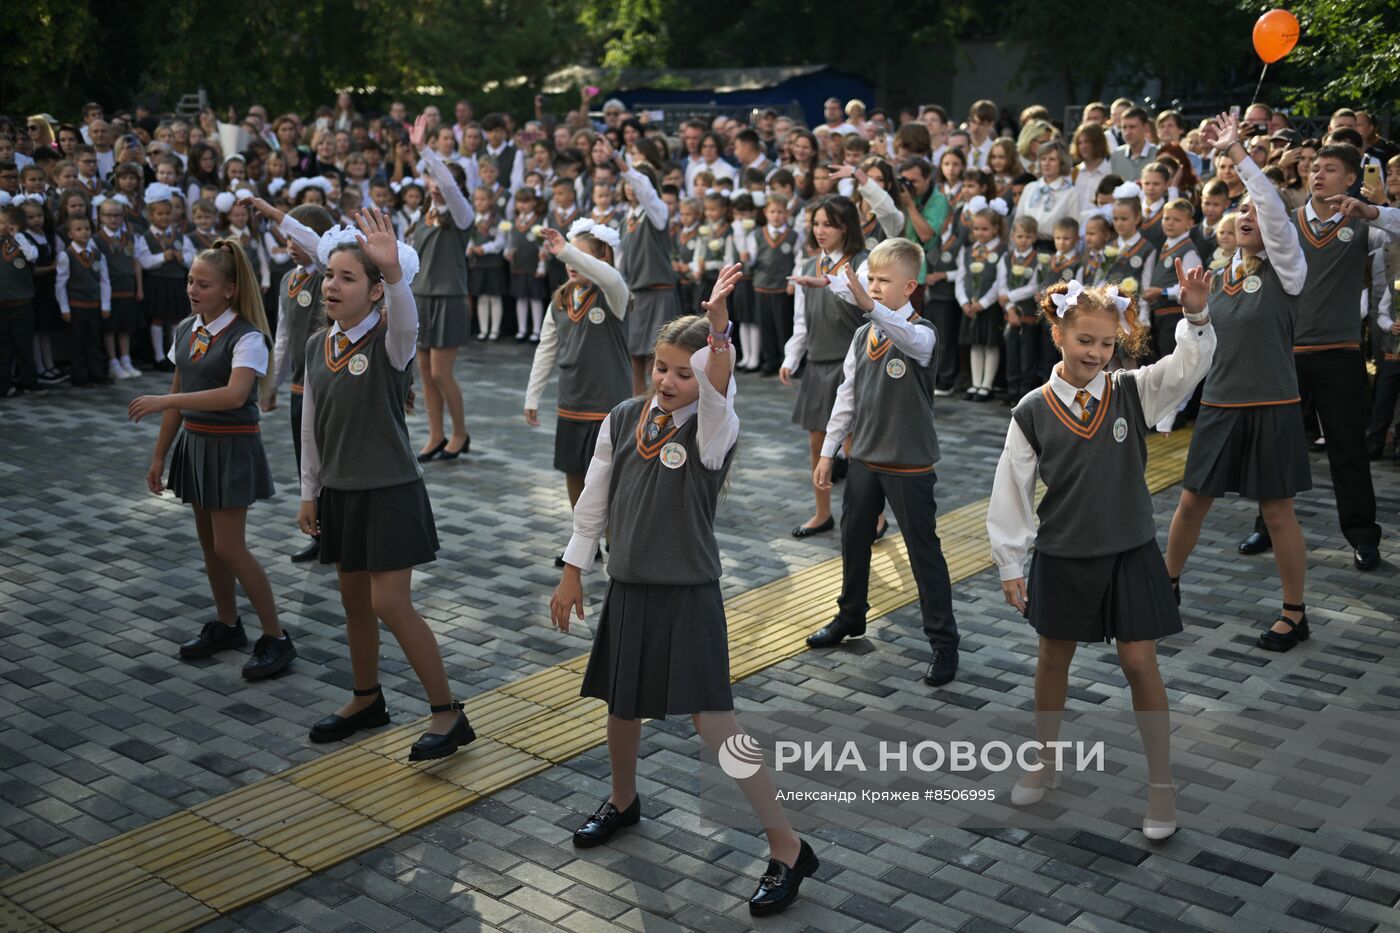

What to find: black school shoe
left=1238, top=528, right=1272, bottom=555
left=310, top=685, right=391, bottom=743
left=572, top=794, right=641, bottom=848
left=243, top=632, right=297, bottom=680
left=791, top=516, right=835, bottom=538
left=179, top=618, right=248, bottom=659
left=923, top=647, right=959, bottom=686
left=290, top=537, right=320, bottom=563
left=1258, top=603, right=1308, bottom=652
left=408, top=701, right=475, bottom=761
left=1354, top=545, right=1380, bottom=571
left=806, top=616, right=865, bottom=647
left=749, top=838, right=819, bottom=916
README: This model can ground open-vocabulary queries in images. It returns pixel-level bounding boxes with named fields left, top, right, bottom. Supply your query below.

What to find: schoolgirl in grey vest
left=925, top=210, right=964, bottom=392
left=989, top=278, right=1214, bottom=839
left=266, top=208, right=331, bottom=479
left=616, top=158, right=683, bottom=359
left=94, top=213, right=144, bottom=343
left=412, top=147, right=475, bottom=350
left=673, top=213, right=701, bottom=312
left=135, top=184, right=196, bottom=366
left=298, top=209, right=475, bottom=761
left=748, top=211, right=798, bottom=376
left=998, top=238, right=1042, bottom=403
left=954, top=196, right=1007, bottom=400
left=693, top=209, right=738, bottom=310
left=507, top=201, right=549, bottom=341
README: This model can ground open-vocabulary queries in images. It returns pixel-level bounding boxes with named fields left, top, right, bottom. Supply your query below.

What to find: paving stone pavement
left=2, top=342, right=1399, bottom=932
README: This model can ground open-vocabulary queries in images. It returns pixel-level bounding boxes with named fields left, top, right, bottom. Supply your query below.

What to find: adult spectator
left=1016, top=141, right=1077, bottom=249
left=1071, top=122, right=1112, bottom=212
left=1109, top=106, right=1157, bottom=181
left=896, top=156, right=950, bottom=254
left=1357, top=111, right=1399, bottom=167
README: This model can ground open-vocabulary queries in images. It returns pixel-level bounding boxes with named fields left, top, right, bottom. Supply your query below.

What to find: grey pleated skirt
left=958, top=304, right=1005, bottom=347
left=554, top=416, right=604, bottom=476
left=317, top=478, right=438, bottom=573
left=415, top=294, right=471, bottom=348
left=1027, top=539, right=1182, bottom=644
left=625, top=287, right=682, bottom=356
left=791, top=358, right=845, bottom=432
left=580, top=580, right=734, bottom=720
left=1184, top=402, right=1313, bottom=500
left=468, top=264, right=507, bottom=297
left=167, top=429, right=275, bottom=510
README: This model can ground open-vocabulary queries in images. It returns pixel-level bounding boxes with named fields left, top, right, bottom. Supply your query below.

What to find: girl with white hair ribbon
left=955, top=195, right=1009, bottom=400
left=988, top=270, right=1215, bottom=842
left=134, top=182, right=196, bottom=369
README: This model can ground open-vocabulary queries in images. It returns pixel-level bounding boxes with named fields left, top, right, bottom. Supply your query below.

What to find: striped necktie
left=1075, top=389, right=1093, bottom=424
left=646, top=408, right=671, bottom=441
left=820, top=255, right=833, bottom=275
left=1310, top=215, right=1336, bottom=237
left=335, top=333, right=350, bottom=357
left=191, top=326, right=211, bottom=361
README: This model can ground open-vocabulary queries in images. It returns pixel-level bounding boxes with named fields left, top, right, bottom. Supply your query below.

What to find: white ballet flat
left=1010, top=767, right=1062, bottom=806
left=1142, top=781, right=1178, bottom=840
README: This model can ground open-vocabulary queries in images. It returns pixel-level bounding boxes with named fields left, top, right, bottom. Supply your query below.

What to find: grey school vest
left=509, top=218, right=543, bottom=275
left=803, top=250, right=868, bottom=362
left=305, top=322, right=421, bottom=491
left=751, top=227, right=797, bottom=291
left=279, top=268, right=323, bottom=391
left=1148, top=237, right=1193, bottom=313
left=674, top=227, right=699, bottom=284
left=1191, top=223, right=1217, bottom=265
left=697, top=223, right=734, bottom=274
left=1046, top=252, right=1081, bottom=289
left=859, top=213, right=886, bottom=253
left=1079, top=250, right=1107, bottom=287
left=468, top=217, right=505, bottom=270
left=1001, top=250, right=1039, bottom=313
left=412, top=212, right=470, bottom=296
left=144, top=229, right=186, bottom=279
left=174, top=315, right=265, bottom=426
left=850, top=317, right=940, bottom=469
left=1139, top=204, right=1167, bottom=249
left=0, top=238, right=35, bottom=303
left=1201, top=259, right=1298, bottom=406
left=925, top=220, right=962, bottom=303
left=1011, top=370, right=1154, bottom=558
left=550, top=283, right=631, bottom=418
left=605, top=397, right=734, bottom=585
left=1289, top=207, right=1369, bottom=349
left=620, top=210, right=678, bottom=290
left=96, top=229, right=137, bottom=295
left=65, top=247, right=101, bottom=307
left=959, top=242, right=998, bottom=302
left=1102, top=238, right=1153, bottom=288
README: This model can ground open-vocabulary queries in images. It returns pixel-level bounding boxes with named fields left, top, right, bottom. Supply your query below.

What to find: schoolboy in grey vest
left=0, top=224, right=38, bottom=394
left=60, top=241, right=109, bottom=385
left=1148, top=236, right=1192, bottom=358
left=750, top=224, right=797, bottom=374
left=925, top=217, right=963, bottom=390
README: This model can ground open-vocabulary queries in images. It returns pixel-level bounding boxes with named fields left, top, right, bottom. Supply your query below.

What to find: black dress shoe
left=408, top=701, right=475, bottom=761
left=791, top=516, right=835, bottom=538
left=309, top=685, right=391, bottom=743
left=439, top=435, right=471, bottom=460
left=1238, top=528, right=1272, bottom=555
left=923, top=647, right=959, bottom=686
left=416, top=439, right=447, bottom=463
left=572, top=794, right=641, bottom=848
left=749, top=838, right=819, bottom=916
left=243, top=632, right=297, bottom=680
left=179, top=618, right=248, bottom=659
left=874, top=517, right=888, bottom=540
left=807, top=617, right=865, bottom=648
left=1354, top=545, right=1380, bottom=571
left=290, top=537, right=320, bottom=563
left=1258, top=603, right=1308, bottom=652
left=831, top=456, right=848, bottom=483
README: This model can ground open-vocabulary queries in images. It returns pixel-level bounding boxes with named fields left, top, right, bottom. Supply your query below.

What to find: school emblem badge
left=1061, top=269, right=1074, bottom=281
left=986, top=252, right=999, bottom=264
left=865, top=238, right=879, bottom=250
left=1113, top=417, right=1128, bottom=443
left=1337, top=227, right=1354, bottom=242
left=296, top=291, right=313, bottom=307
left=660, top=441, right=687, bottom=469
left=348, top=353, right=369, bottom=376
left=588, top=306, right=606, bottom=325
left=1129, top=256, right=1143, bottom=269
left=781, top=243, right=792, bottom=254
left=940, top=251, right=952, bottom=264
left=1243, top=275, right=1262, bottom=294
left=13, top=258, right=25, bottom=269
left=885, top=358, right=906, bottom=379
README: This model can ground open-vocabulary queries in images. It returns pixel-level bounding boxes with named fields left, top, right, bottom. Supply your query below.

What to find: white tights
left=476, top=295, right=502, bottom=338
left=516, top=298, right=544, bottom=338
left=969, top=345, right=1000, bottom=390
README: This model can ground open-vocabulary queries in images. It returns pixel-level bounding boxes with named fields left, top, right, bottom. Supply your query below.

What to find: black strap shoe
left=1238, top=527, right=1272, bottom=555
left=439, top=435, right=471, bottom=460
left=1354, top=545, right=1380, bottom=571
left=791, top=516, right=835, bottom=538
left=806, top=617, right=866, bottom=648
left=290, top=537, right=320, bottom=563
left=309, top=685, right=391, bottom=743
left=243, top=631, right=297, bottom=680
left=572, top=794, right=641, bottom=848
left=1258, top=603, right=1308, bottom=652
left=748, top=838, right=819, bottom=916
left=178, top=618, right=248, bottom=659
left=408, top=701, right=476, bottom=761
left=923, top=646, right=959, bottom=686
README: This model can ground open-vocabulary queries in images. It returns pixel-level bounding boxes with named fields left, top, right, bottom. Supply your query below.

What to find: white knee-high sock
left=740, top=323, right=760, bottom=367
left=529, top=298, right=544, bottom=335
left=515, top=297, right=529, bottom=336
left=149, top=324, right=165, bottom=362
left=982, top=346, right=1000, bottom=389
left=476, top=300, right=489, bottom=336
left=487, top=296, right=502, bottom=335
left=970, top=346, right=985, bottom=389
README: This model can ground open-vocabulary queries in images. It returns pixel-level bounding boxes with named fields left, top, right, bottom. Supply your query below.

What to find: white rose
left=740, top=218, right=755, bottom=230
left=530, top=224, right=544, bottom=237
left=1011, top=265, right=1028, bottom=277
left=1104, top=246, right=1120, bottom=259
left=699, top=225, right=712, bottom=235
left=1120, top=276, right=1139, bottom=295
left=969, top=261, right=985, bottom=274
left=708, top=238, right=722, bottom=251
left=498, top=221, right=512, bottom=233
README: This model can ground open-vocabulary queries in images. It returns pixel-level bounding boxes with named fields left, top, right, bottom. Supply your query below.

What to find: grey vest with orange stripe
left=550, top=283, right=631, bottom=420
left=64, top=246, right=102, bottom=308
left=1011, top=370, right=1153, bottom=558
left=96, top=229, right=137, bottom=296
left=850, top=317, right=940, bottom=471
left=604, top=396, right=734, bottom=585
left=1289, top=207, right=1369, bottom=351
left=619, top=208, right=677, bottom=290
left=174, top=314, right=267, bottom=428
left=1201, top=259, right=1298, bottom=406
left=1148, top=237, right=1193, bottom=314
left=278, top=267, right=323, bottom=392
left=802, top=250, right=869, bottom=362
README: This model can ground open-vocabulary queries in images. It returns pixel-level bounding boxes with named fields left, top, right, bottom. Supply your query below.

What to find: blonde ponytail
left=198, top=239, right=275, bottom=395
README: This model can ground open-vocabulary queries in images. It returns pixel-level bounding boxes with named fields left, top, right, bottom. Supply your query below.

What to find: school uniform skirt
left=580, top=579, right=734, bottom=720
left=626, top=287, right=681, bottom=356
left=167, top=429, right=275, bottom=510
left=554, top=416, right=604, bottom=476
left=1183, top=403, right=1313, bottom=501
left=511, top=272, right=549, bottom=302
left=958, top=304, right=1005, bottom=348
left=415, top=294, right=471, bottom=348
left=1027, top=539, right=1181, bottom=644
left=103, top=296, right=144, bottom=334
left=467, top=263, right=507, bottom=297
left=791, top=358, right=845, bottom=432
left=729, top=277, right=755, bottom=324
left=144, top=276, right=189, bottom=324
left=316, top=478, right=439, bottom=573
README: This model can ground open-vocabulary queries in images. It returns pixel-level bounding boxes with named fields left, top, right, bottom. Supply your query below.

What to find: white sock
left=488, top=296, right=502, bottom=335
left=529, top=299, right=544, bottom=335
left=476, top=301, right=489, bottom=335
left=741, top=323, right=760, bottom=366
left=970, top=347, right=985, bottom=389
left=149, top=325, right=165, bottom=362
left=515, top=299, right=529, bottom=336
left=121, top=355, right=133, bottom=367
left=982, top=346, right=1000, bottom=389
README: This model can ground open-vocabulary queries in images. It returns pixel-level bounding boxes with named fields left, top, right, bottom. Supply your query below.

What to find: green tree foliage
left=0, top=1, right=102, bottom=116
left=1248, top=0, right=1400, bottom=114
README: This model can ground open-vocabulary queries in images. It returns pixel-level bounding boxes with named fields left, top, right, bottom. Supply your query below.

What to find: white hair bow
left=1049, top=279, right=1084, bottom=317
left=1112, top=181, right=1142, bottom=201
left=266, top=178, right=287, bottom=196
left=966, top=195, right=1009, bottom=216
left=288, top=178, right=311, bottom=200
left=214, top=192, right=236, bottom=214
left=316, top=223, right=420, bottom=286
left=144, top=182, right=174, bottom=204
left=567, top=217, right=595, bottom=239
left=751, top=190, right=767, bottom=207
left=1102, top=285, right=1134, bottom=332
left=565, top=217, right=621, bottom=248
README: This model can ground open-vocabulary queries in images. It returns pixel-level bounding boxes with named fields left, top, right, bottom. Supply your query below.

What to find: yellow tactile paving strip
left=0, top=432, right=1192, bottom=932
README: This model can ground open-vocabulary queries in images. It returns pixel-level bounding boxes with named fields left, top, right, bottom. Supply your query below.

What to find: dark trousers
left=1366, top=358, right=1400, bottom=451
left=0, top=303, right=38, bottom=391
left=928, top=297, right=961, bottom=390
left=67, top=307, right=106, bottom=384
left=1005, top=319, right=1042, bottom=402
left=291, top=391, right=305, bottom=473
left=755, top=290, right=793, bottom=374
left=837, top=461, right=958, bottom=648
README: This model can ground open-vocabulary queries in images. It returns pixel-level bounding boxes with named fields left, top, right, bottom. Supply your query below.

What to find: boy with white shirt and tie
left=56, top=214, right=112, bottom=386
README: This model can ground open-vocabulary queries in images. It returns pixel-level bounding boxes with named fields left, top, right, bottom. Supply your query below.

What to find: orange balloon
left=1253, top=9, right=1300, bottom=64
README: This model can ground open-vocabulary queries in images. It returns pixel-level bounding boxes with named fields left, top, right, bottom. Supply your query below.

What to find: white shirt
left=954, top=236, right=1002, bottom=308
left=858, top=178, right=905, bottom=238
left=134, top=227, right=195, bottom=271
left=420, top=148, right=475, bottom=228
left=966, top=137, right=995, bottom=171
left=683, top=157, right=737, bottom=197
left=562, top=346, right=739, bottom=571
left=820, top=292, right=936, bottom=458
left=1236, top=157, right=1307, bottom=296
left=1156, top=233, right=1202, bottom=301
left=1112, top=233, right=1155, bottom=323
left=164, top=307, right=270, bottom=373
left=5, top=234, right=38, bottom=263
left=1073, top=160, right=1111, bottom=214
left=524, top=243, right=631, bottom=411
left=485, top=142, right=526, bottom=192
left=299, top=278, right=420, bottom=500
left=55, top=243, right=112, bottom=314
left=987, top=319, right=1217, bottom=581
left=1016, top=175, right=1077, bottom=235
left=95, top=149, right=116, bottom=179
left=995, top=248, right=1042, bottom=305
left=621, top=167, right=669, bottom=231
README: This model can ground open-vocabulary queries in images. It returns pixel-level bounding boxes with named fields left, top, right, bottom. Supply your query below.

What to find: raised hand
left=410, top=113, right=431, bottom=151
left=355, top=209, right=400, bottom=282
left=843, top=264, right=873, bottom=312
left=1207, top=111, right=1240, bottom=153
left=787, top=273, right=829, bottom=289
left=827, top=164, right=856, bottom=181
left=540, top=226, right=567, bottom=256
left=1324, top=194, right=1380, bottom=221
left=702, top=262, right=744, bottom=322
left=1176, top=258, right=1210, bottom=317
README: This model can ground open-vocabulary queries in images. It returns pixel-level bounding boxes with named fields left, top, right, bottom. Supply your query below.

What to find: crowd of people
left=3, top=88, right=1399, bottom=914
